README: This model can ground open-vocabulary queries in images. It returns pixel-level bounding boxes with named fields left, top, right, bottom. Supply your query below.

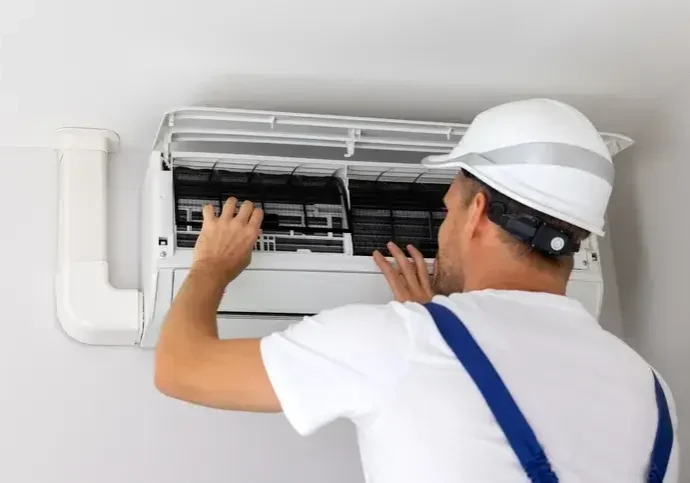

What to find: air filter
left=173, top=166, right=350, bottom=254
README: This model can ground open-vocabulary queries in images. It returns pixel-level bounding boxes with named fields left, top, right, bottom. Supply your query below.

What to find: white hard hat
left=423, top=99, right=613, bottom=236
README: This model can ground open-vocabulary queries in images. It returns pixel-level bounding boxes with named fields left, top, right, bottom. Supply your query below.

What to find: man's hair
left=459, top=171, right=590, bottom=273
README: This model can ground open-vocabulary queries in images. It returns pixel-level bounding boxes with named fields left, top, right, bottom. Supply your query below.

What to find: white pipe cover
left=55, top=128, right=142, bottom=345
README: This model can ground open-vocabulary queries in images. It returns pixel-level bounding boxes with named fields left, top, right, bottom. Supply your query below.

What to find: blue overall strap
left=425, top=302, right=558, bottom=483
left=648, top=372, right=673, bottom=482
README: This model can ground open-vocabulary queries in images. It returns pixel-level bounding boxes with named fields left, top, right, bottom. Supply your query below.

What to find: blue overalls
left=425, top=303, right=674, bottom=483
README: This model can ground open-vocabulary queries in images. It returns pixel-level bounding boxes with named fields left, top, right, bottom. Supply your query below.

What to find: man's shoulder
left=265, top=301, right=433, bottom=367
left=313, top=301, right=428, bottom=324
left=262, top=302, right=424, bottom=394
left=305, top=301, right=430, bottom=341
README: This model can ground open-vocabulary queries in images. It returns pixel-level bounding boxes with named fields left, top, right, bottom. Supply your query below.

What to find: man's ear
left=464, top=191, right=489, bottom=239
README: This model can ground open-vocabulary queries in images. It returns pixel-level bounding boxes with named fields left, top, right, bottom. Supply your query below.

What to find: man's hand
left=193, top=197, right=264, bottom=284
left=373, top=242, right=434, bottom=303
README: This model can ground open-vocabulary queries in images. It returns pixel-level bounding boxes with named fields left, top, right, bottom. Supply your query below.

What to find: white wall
left=608, top=87, right=690, bottom=479
left=1, top=0, right=688, bottom=147
left=0, top=143, right=625, bottom=483
left=0, top=146, right=364, bottom=483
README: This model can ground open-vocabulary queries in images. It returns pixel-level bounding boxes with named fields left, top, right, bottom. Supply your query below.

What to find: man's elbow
left=154, top=354, right=191, bottom=400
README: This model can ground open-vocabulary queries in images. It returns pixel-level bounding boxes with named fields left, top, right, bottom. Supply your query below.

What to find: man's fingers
left=407, top=244, right=433, bottom=294
left=249, top=206, right=264, bottom=230
left=373, top=250, right=408, bottom=300
left=387, top=242, right=417, bottom=288
left=202, top=204, right=217, bottom=222
left=235, top=200, right=255, bottom=223
left=219, top=197, right=238, bottom=222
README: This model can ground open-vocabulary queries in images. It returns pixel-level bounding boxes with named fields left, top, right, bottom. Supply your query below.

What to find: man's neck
left=463, top=263, right=568, bottom=296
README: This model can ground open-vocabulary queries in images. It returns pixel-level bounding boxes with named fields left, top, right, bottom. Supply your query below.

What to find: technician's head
left=425, top=99, right=615, bottom=295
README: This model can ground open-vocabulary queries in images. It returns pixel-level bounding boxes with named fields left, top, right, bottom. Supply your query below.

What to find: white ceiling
left=1, top=0, right=688, bottom=148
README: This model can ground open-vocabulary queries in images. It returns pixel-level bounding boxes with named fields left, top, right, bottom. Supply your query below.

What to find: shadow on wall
left=606, top=98, right=689, bottom=361
left=606, top=146, right=649, bottom=348
left=107, top=148, right=151, bottom=289
left=596, top=222, right=624, bottom=338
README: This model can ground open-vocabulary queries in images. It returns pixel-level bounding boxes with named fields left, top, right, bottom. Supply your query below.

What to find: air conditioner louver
left=173, top=166, right=350, bottom=254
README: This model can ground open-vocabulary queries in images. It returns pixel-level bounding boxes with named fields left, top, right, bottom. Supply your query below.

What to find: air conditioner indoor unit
left=55, top=108, right=634, bottom=346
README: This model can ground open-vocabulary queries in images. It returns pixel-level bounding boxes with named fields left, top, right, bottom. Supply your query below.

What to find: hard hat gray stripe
left=464, top=142, right=614, bottom=185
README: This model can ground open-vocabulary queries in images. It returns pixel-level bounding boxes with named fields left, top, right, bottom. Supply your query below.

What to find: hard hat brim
left=422, top=146, right=610, bottom=237
left=423, top=143, right=614, bottom=185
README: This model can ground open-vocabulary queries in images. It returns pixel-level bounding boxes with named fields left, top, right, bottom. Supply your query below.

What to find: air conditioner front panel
left=172, top=269, right=395, bottom=316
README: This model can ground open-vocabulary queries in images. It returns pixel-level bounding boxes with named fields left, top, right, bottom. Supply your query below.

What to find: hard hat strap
left=464, top=170, right=580, bottom=257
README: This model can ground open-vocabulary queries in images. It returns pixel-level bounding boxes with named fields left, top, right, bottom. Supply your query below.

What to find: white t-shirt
left=260, top=290, right=679, bottom=483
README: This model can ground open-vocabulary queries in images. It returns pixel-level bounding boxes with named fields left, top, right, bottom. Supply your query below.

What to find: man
left=154, top=99, right=679, bottom=482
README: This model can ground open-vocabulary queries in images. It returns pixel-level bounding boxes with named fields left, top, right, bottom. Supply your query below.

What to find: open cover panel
left=155, top=108, right=635, bottom=160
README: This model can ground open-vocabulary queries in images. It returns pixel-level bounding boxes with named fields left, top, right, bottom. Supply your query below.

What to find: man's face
left=432, top=176, right=472, bottom=295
